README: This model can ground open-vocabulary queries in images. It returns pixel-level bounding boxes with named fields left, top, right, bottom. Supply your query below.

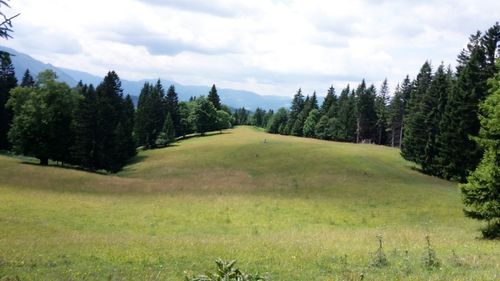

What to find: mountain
left=1, top=46, right=290, bottom=110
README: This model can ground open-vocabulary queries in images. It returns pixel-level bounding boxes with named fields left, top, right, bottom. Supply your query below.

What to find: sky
left=2, top=0, right=499, bottom=96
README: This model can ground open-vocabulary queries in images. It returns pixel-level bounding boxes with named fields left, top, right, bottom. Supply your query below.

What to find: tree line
left=0, top=63, right=235, bottom=172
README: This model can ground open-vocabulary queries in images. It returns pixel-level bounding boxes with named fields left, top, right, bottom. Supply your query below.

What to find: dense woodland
left=0, top=23, right=498, bottom=237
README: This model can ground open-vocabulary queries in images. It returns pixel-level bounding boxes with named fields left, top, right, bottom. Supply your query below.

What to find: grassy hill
left=0, top=126, right=498, bottom=280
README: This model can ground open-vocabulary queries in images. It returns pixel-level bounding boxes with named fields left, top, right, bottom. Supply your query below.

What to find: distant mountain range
left=0, top=46, right=291, bottom=110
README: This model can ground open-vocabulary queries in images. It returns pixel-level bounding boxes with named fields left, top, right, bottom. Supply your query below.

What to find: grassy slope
left=0, top=126, right=498, bottom=280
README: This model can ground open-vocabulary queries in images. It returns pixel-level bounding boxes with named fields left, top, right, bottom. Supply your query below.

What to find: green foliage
left=155, top=113, right=176, bottom=147
left=422, top=235, right=440, bottom=269
left=233, top=107, right=251, bottom=125
left=374, top=79, right=389, bottom=145
left=314, top=115, right=330, bottom=140
left=267, top=107, right=287, bottom=134
left=356, top=81, right=377, bottom=142
left=371, top=235, right=388, bottom=268
left=185, top=259, right=267, bottom=281
left=215, top=110, right=232, bottom=131
left=208, top=84, right=221, bottom=110
left=460, top=64, right=500, bottom=238
left=0, top=51, right=17, bottom=150
left=7, top=70, right=78, bottom=165
left=134, top=81, right=165, bottom=148
left=20, top=69, right=34, bottom=87
left=303, top=109, right=320, bottom=138
left=193, top=96, right=217, bottom=134
left=166, top=84, right=181, bottom=136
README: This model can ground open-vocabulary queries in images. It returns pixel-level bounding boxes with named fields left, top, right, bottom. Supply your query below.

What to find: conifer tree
left=460, top=64, right=500, bottom=238
left=165, top=84, right=180, bottom=135
left=156, top=113, right=175, bottom=147
left=0, top=51, right=16, bottom=150
left=72, top=84, right=99, bottom=169
left=375, top=79, right=389, bottom=145
left=314, top=115, right=330, bottom=140
left=335, top=85, right=357, bottom=142
left=420, top=64, right=452, bottom=174
left=388, top=84, right=404, bottom=147
left=321, top=86, right=336, bottom=116
left=193, top=96, right=217, bottom=134
left=134, top=82, right=154, bottom=147
left=20, top=69, right=34, bottom=87
left=437, top=25, right=498, bottom=181
left=401, top=61, right=432, bottom=163
left=208, top=84, right=221, bottom=110
left=285, top=89, right=305, bottom=134
left=356, top=80, right=377, bottom=143
left=267, top=108, right=288, bottom=134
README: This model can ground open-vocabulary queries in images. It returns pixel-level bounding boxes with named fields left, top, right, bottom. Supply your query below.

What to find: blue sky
left=3, top=0, right=500, bottom=96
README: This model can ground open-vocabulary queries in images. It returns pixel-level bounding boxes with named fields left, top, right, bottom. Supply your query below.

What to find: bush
left=185, top=259, right=267, bottom=281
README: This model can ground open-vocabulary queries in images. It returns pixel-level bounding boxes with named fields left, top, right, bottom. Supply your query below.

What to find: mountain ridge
left=0, top=46, right=291, bottom=110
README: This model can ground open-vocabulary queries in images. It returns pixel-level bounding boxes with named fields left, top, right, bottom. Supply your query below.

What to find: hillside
left=0, top=127, right=498, bottom=280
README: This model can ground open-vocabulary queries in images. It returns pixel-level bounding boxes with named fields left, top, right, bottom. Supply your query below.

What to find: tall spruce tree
left=321, top=86, right=336, bottom=116
left=460, top=63, right=500, bottom=238
left=156, top=113, right=175, bottom=147
left=388, top=84, right=404, bottom=147
left=375, top=79, right=389, bottom=145
left=0, top=51, right=16, bottom=150
left=356, top=80, right=377, bottom=143
left=208, top=84, right=221, bottom=110
left=401, top=61, right=432, bottom=163
left=134, top=82, right=154, bottom=147
left=72, top=84, right=99, bottom=169
left=285, top=88, right=305, bottom=135
left=335, top=85, right=357, bottom=142
left=437, top=25, right=499, bottom=181
left=20, top=69, right=34, bottom=87
left=420, top=64, right=452, bottom=175
left=165, top=84, right=180, bottom=136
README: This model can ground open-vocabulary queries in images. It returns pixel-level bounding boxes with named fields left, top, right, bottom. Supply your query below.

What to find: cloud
left=2, top=0, right=499, bottom=97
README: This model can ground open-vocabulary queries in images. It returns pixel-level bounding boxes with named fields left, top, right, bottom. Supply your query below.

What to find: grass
left=0, top=126, right=498, bottom=280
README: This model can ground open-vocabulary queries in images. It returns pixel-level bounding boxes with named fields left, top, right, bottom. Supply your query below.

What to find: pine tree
left=267, top=108, right=288, bottom=134
left=285, top=89, right=305, bottom=134
left=20, top=69, right=34, bottom=87
left=208, top=84, right=221, bottom=110
left=156, top=113, right=175, bottom=147
left=375, top=79, right=389, bottom=145
left=321, top=86, right=336, bottom=116
left=165, top=84, right=180, bottom=136
left=72, top=84, right=99, bottom=169
left=437, top=25, right=498, bottom=181
left=134, top=82, right=154, bottom=147
left=356, top=81, right=377, bottom=143
left=0, top=51, right=17, bottom=150
left=401, top=61, right=432, bottom=163
left=388, top=84, right=404, bottom=147
left=335, top=85, right=357, bottom=142
left=460, top=64, right=500, bottom=238
left=420, top=64, right=452, bottom=175
left=314, top=115, right=330, bottom=140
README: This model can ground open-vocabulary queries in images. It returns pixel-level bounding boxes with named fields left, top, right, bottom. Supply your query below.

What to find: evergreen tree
left=375, top=79, right=389, bottom=145
left=437, top=25, right=498, bottom=181
left=72, top=84, right=99, bottom=169
left=233, top=107, right=250, bottom=125
left=0, top=51, right=16, bottom=150
left=267, top=108, right=288, bottom=134
left=263, top=109, right=274, bottom=129
left=178, top=101, right=194, bottom=137
left=388, top=84, right=404, bottom=147
left=20, top=69, right=34, bottom=87
left=208, top=84, right=221, bottom=110
left=215, top=110, right=232, bottom=132
left=252, top=107, right=266, bottom=127
left=303, top=109, right=320, bottom=138
left=314, top=115, right=330, bottom=140
left=420, top=64, right=452, bottom=175
left=165, top=84, right=181, bottom=136
left=321, top=86, right=336, bottom=116
left=356, top=80, right=377, bottom=143
left=335, top=85, right=357, bottom=142
left=134, top=82, right=154, bottom=147
left=460, top=65, right=500, bottom=238
left=285, top=89, right=305, bottom=134
left=401, top=61, right=432, bottom=163
left=156, top=113, right=175, bottom=147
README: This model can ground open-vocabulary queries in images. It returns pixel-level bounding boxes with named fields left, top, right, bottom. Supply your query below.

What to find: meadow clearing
left=0, top=126, right=498, bottom=280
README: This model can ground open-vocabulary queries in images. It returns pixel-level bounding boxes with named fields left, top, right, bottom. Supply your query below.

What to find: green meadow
left=0, top=126, right=498, bottom=280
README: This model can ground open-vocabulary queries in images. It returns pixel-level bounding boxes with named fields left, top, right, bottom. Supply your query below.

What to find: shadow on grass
left=20, top=161, right=112, bottom=175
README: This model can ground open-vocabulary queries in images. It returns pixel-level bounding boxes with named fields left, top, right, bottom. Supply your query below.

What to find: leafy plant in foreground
left=185, top=259, right=267, bottom=281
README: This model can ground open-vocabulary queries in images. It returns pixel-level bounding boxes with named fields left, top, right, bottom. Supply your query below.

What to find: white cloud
left=2, top=0, right=499, bottom=96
